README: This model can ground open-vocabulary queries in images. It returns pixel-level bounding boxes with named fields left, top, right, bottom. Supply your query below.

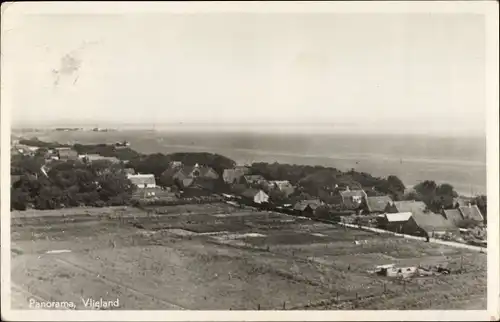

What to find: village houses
left=340, top=187, right=368, bottom=210
left=222, top=166, right=250, bottom=184
left=293, top=199, right=324, bottom=216
left=384, top=200, right=458, bottom=238
left=162, top=163, right=219, bottom=189
left=267, top=180, right=295, bottom=197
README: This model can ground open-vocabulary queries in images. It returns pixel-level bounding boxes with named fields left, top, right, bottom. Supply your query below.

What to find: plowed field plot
left=11, top=204, right=486, bottom=310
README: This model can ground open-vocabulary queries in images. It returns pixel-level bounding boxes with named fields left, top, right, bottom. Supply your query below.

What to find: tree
left=268, top=189, right=288, bottom=204
left=412, top=180, right=458, bottom=213
left=473, top=195, right=487, bottom=223
left=11, top=189, right=29, bottom=210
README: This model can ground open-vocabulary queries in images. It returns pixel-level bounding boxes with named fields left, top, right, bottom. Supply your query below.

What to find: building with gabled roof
left=385, top=200, right=428, bottom=215
left=442, top=208, right=464, bottom=227
left=223, top=168, right=248, bottom=184
left=458, top=204, right=484, bottom=223
left=377, top=212, right=412, bottom=233
left=293, top=199, right=324, bottom=216
left=56, top=147, right=79, bottom=161
left=403, top=210, right=458, bottom=238
left=267, top=180, right=295, bottom=196
left=365, top=195, right=393, bottom=213
left=293, top=199, right=323, bottom=212
left=127, top=174, right=156, bottom=189
left=340, top=187, right=367, bottom=210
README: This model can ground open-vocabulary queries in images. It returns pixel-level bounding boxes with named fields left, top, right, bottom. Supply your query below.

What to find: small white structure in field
left=241, top=189, right=269, bottom=204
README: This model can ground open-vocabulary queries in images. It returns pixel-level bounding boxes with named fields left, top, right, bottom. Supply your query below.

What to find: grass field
left=11, top=203, right=486, bottom=310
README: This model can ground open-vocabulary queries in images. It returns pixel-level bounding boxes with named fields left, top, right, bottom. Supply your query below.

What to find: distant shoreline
left=11, top=125, right=486, bottom=139
left=12, top=129, right=487, bottom=196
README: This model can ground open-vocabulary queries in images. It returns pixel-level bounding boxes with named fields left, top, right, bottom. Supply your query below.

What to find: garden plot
left=10, top=204, right=487, bottom=310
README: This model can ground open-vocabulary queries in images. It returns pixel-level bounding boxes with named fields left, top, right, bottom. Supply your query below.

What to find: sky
left=3, top=9, right=487, bottom=136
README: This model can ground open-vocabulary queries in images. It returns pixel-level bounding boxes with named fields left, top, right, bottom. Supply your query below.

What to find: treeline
left=250, top=162, right=406, bottom=201
left=12, top=139, right=487, bottom=218
left=11, top=159, right=135, bottom=210
left=19, top=138, right=71, bottom=149
left=73, top=143, right=142, bottom=161
left=11, top=139, right=237, bottom=210
left=407, top=180, right=487, bottom=217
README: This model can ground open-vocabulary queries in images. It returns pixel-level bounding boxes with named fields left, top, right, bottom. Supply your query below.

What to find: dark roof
left=443, top=209, right=464, bottom=226
left=458, top=205, right=484, bottom=222
left=392, top=200, right=428, bottom=214
left=366, top=196, right=393, bottom=213
left=294, top=199, right=323, bottom=211
left=182, top=178, right=194, bottom=188
left=411, top=211, right=457, bottom=233
left=340, top=189, right=367, bottom=209
left=174, top=165, right=219, bottom=179
left=11, top=175, right=22, bottom=185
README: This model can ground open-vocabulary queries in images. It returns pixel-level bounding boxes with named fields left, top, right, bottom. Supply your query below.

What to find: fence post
left=258, top=304, right=260, bottom=310
left=384, top=283, right=386, bottom=293
left=403, top=280, right=406, bottom=291
left=283, top=302, right=286, bottom=310
left=336, top=291, right=339, bottom=302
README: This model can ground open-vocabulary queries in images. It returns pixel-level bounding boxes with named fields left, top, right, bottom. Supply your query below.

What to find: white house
left=127, top=174, right=157, bottom=188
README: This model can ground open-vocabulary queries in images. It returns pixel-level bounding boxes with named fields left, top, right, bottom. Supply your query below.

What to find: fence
left=134, top=195, right=224, bottom=207
left=225, top=279, right=442, bottom=310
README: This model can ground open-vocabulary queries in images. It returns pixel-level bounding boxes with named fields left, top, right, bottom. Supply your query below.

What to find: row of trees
left=250, top=162, right=406, bottom=202
left=405, top=180, right=487, bottom=217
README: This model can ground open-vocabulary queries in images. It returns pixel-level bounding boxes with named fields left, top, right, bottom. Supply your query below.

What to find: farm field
left=11, top=203, right=486, bottom=310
